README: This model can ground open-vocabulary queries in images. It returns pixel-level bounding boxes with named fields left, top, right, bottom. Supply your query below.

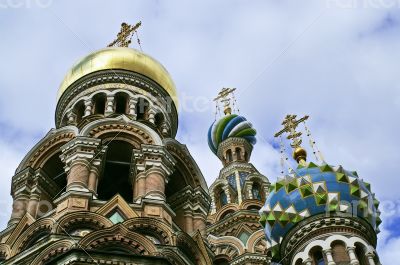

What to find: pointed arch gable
left=123, top=217, right=174, bottom=245
left=79, top=224, right=157, bottom=255
left=95, top=194, right=139, bottom=219
left=29, top=239, right=74, bottom=265
left=16, top=126, right=77, bottom=173
left=163, top=138, right=208, bottom=191
left=80, top=116, right=162, bottom=145
left=5, top=213, right=35, bottom=247
left=52, top=211, right=113, bottom=234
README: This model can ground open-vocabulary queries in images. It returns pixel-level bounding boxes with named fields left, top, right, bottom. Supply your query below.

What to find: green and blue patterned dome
left=259, top=162, right=381, bottom=257
left=208, top=114, right=257, bottom=154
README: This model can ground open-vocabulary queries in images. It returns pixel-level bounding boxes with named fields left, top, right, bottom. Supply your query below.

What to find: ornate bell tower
left=0, top=23, right=213, bottom=265
left=206, top=88, right=271, bottom=265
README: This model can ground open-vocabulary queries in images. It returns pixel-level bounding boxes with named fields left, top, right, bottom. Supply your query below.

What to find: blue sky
left=0, top=0, right=399, bottom=262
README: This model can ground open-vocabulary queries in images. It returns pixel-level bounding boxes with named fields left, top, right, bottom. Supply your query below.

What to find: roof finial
left=275, top=114, right=309, bottom=164
left=108, top=21, right=142, bottom=48
left=213, top=88, right=237, bottom=116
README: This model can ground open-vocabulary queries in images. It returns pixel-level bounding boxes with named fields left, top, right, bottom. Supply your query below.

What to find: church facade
left=0, top=29, right=381, bottom=265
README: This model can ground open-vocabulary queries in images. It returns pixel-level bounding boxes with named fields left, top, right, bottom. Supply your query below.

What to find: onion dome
left=259, top=162, right=381, bottom=258
left=208, top=114, right=257, bottom=154
left=57, top=47, right=178, bottom=108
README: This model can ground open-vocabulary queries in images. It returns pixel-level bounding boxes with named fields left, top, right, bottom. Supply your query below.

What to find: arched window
left=252, top=182, right=261, bottom=200
left=74, top=100, right=85, bottom=124
left=235, top=147, right=242, bottom=160
left=93, top=93, right=106, bottom=115
left=155, top=112, right=164, bottom=128
left=98, top=141, right=133, bottom=202
left=214, top=255, right=230, bottom=265
left=219, top=190, right=228, bottom=207
left=332, top=241, right=350, bottom=263
left=355, top=243, right=369, bottom=265
left=114, top=92, right=129, bottom=114
left=136, top=97, right=149, bottom=121
left=226, top=149, right=233, bottom=163
left=310, top=247, right=326, bottom=265
left=42, top=151, right=67, bottom=200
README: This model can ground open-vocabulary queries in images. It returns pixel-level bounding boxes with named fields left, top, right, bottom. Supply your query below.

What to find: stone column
left=223, top=186, right=232, bottom=204
left=148, top=109, right=156, bottom=124
left=67, top=110, right=77, bottom=125
left=9, top=193, right=29, bottom=225
left=60, top=137, right=102, bottom=192
left=347, top=247, right=360, bottom=265
left=193, top=213, right=207, bottom=235
left=184, top=210, right=194, bottom=234
left=323, top=249, right=336, bottom=265
left=128, top=97, right=138, bottom=120
left=134, top=171, right=146, bottom=201
left=26, top=190, right=41, bottom=218
left=160, top=123, right=169, bottom=136
left=145, top=168, right=166, bottom=200
left=303, top=258, right=312, bottom=265
left=105, top=96, right=114, bottom=115
left=210, top=194, right=217, bottom=214
left=366, top=252, right=376, bottom=265
left=87, top=159, right=102, bottom=197
left=83, top=99, right=93, bottom=117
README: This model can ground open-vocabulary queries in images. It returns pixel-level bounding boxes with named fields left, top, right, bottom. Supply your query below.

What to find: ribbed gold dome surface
left=57, top=47, right=178, bottom=106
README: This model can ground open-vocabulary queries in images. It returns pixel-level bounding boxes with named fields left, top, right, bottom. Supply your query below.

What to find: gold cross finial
left=108, top=21, right=142, bottom=48
left=214, top=88, right=237, bottom=115
left=274, top=114, right=309, bottom=148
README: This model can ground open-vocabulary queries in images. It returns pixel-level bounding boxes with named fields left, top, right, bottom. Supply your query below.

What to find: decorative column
left=134, top=171, right=146, bottom=201
left=128, top=97, right=138, bottom=120
left=210, top=194, right=217, bottom=214
left=105, top=96, right=114, bottom=115
left=60, top=137, right=102, bottom=192
left=9, top=168, right=34, bottom=225
left=366, top=252, right=376, bottom=265
left=87, top=158, right=102, bottom=197
left=26, top=189, right=41, bottom=218
left=184, top=210, right=194, bottom=234
left=160, top=123, right=169, bottom=136
left=66, top=110, right=77, bottom=125
left=83, top=99, right=93, bottom=117
left=303, top=258, right=312, bottom=265
left=148, top=108, right=156, bottom=124
left=145, top=168, right=166, bottom=200
left=323, top=249, right=336, bottom=265
left=223, top=186, right=232, bottom=204
left=347, top=247, right=360, bottom=265
left=9, top=193, right=29, bottom=225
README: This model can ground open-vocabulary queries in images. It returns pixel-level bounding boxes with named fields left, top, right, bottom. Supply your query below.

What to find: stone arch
left=114, top=91, right=130, bottom=115
left=215, top=204, right=239, bottom=222
left=292, top=239, right=327, bottom=263
left=52, top=211, right=113, bottom=235
left=73, top=99, right=85, bottom=124
left=123, top=217, right=174, bottom=245
left=156, top=248, right=188, bottom=265
left=29, top=239, right=74, bottom=265
left=80, top=116, right=162, bottom=145
left=240, top=199, right=263, bottom=210
left=208, top=234, right=245, bottom=257
left=78, top=224, right=157, bottom=255
left=11, top=217, right=55, bottom=256
left=91, top=91, right=107, bottom=115
left=0, top=244, right=11, bottom=261
left=16, top=126, right=77, bottom=173
left=247, top=229, right=269, bottom=253
left=331, top=240, right=350, bottom=264
left=176, top=231, right=210, bottom=265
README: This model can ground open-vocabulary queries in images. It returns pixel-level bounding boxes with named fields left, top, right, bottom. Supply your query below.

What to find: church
left=0, top=23, right=381, bottom=265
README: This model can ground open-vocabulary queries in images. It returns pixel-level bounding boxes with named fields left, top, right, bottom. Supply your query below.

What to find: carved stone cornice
left=60, top=137, right=102, bottom=172
left=206, top=210, right=261, bottom=235
left=231, top=253, right=270, bottom=265
left=133, top=144, right=176, bottom=176
left=167, top=185, right=211, bottom=214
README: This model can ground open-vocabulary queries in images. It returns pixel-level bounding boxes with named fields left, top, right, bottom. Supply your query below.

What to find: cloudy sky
left=0, top=0, right=399, bottom=261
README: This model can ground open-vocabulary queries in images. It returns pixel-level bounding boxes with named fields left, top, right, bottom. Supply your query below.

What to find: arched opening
left=214, top=255, right=230, bottom=265
left=219, top=190, right=228, bottom=208
left=114, top=92, right=129, bottom=114
left=226, top=149, right=233, bottom=163
left=21, top=230, right=50, bottom=251
left=74, top=100, right=85, bottom=124
left=136, top=97, right=149, bottom=121
left=98, top=141, right=134, bottom=202
left=331, top=241, right=350, bottom=264
left=355, top=243, right=369, bottom=265
left=155, top=112, right=164, bottom=128
left=295, top=258, right=303, bottom=265
left=42, top=151, right=67, bottom=198
left=235, top=147, right=242, bottom=160
left=252, top=182, right=262, bottom=200
left=247, top=205, right=261, bottom=211
left=93, top=93, right=106, bottom=115
left=310, top=246, right=326, bottom=265
left=219, top=209, right=234, bottom=221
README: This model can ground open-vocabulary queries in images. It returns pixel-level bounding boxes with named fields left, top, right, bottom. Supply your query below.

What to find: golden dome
left=57, top=47, right=178, bottom=107
left=293, top=147, right=307, bottom=163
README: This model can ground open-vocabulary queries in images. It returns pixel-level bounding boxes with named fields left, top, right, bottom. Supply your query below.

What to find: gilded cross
left=214, top=88, right=236, bottom=115
left=108, top=21, right=142, bottom=48
left=274, top=114, right=309, bottom=148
